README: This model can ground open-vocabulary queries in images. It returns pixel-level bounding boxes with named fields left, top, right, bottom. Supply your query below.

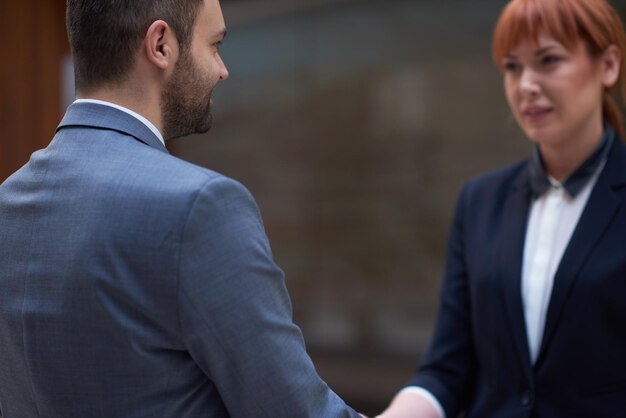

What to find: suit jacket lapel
left=498, top=167, right=534, bottom=375
left=537, top=139, right=626, bottom=364
left=56, top=102, right=169, bottom=153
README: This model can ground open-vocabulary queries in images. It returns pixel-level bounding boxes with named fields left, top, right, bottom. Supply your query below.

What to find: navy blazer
left=409, top=136, right=626, bottom=418
left=0, top=103, right=359, bottom=418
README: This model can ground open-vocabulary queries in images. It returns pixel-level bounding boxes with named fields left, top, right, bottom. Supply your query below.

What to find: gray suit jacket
left=0, top=103, right=359, bottom=418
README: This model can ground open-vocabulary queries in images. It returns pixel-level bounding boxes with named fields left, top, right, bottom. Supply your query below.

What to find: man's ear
left=144, top=20, right=178, bottom=71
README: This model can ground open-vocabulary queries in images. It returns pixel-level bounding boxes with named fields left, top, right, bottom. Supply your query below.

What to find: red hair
left=492, top=0, right=626, bottom=139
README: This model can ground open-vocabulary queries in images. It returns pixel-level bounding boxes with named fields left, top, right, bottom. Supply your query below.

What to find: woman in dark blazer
left=377, top=0, right=626, bottom=417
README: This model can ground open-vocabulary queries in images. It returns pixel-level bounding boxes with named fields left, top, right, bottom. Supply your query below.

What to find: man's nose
left=217, top=53, right=229, bottom=80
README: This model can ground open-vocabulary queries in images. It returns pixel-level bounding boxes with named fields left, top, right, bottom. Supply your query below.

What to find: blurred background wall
left=0, top=0, right=67, bottom=180
left=2, top=0, right=626, bottom=415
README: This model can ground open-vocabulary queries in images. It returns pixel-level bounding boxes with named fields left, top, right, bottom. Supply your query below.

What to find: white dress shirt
left=73, top=99, right=165, bottom=146
left=521, top=165, right=602, bottom=364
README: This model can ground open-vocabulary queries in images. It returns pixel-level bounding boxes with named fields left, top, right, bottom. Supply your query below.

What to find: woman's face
left=502, top=33, right=609, bottom=150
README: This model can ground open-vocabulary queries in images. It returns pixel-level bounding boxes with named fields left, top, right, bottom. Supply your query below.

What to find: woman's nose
left=519, top=68, right=541, bottom=96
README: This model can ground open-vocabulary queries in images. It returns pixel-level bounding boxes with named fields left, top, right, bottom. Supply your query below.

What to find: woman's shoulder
left=460, top=158, right=529, bottom=199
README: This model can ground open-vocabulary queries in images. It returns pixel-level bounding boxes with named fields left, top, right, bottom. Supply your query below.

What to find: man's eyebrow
left=215, top=28, right=227, bottom=40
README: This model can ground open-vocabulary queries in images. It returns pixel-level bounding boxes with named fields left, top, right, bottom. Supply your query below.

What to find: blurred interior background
left=2, top=0, right=626, bottom=415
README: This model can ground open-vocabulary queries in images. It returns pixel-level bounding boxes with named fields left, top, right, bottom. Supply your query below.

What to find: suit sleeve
left=407, top=183, right=477, bottom=418
left=177, top=176, right=359, bottom=418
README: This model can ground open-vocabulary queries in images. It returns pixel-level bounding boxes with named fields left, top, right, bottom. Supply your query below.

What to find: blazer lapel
left=498, top=167, right=534, bottom=374
left=538, top=139, right=626, bottom=364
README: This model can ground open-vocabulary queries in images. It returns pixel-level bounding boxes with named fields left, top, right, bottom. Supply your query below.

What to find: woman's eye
left=503, top=62, right=520, bottom=72
left=541, top=55, right=561, bottom=65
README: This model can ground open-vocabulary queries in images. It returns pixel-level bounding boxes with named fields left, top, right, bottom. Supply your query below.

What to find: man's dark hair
left=66, top=0, right=204, bottom=92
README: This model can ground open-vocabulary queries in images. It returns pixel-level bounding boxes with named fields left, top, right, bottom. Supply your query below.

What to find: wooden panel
left=0, top=0, right=68, bottom=182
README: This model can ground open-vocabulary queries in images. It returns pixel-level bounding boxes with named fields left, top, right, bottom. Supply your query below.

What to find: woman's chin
left=522, top=125, right=557, bottom=146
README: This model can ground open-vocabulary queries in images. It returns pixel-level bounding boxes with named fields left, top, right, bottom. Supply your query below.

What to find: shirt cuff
left=398, top=386, right=446, bottom=418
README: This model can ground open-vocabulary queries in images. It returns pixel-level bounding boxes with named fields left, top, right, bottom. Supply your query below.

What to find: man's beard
left=161, top=51, right=213, bottom=141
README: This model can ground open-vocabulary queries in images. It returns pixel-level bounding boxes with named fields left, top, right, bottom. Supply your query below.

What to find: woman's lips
left=523, top=106, right=553, bottom=122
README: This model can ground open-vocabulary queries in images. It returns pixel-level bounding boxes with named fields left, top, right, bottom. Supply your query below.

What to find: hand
left=375, top=391, right=440, bottom=418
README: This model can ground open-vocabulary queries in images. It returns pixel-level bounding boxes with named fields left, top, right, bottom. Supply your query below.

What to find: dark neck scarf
left=528, top=124, right=614, bottom=198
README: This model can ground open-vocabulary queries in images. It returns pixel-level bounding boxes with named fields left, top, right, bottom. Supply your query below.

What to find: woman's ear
left=144, top=20, right=179, bottom=71
left=600, top=44, right=621, bottom=88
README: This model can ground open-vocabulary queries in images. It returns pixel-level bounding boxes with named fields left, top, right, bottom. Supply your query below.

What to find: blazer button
left=520, top=389, right=532, bottom=407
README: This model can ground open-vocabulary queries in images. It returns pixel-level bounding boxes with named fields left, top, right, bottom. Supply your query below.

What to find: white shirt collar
left=73, top=99, right=165, bottom=146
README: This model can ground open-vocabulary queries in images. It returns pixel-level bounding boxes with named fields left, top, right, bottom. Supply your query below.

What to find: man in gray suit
left=0, top=0, right=364, bottom=417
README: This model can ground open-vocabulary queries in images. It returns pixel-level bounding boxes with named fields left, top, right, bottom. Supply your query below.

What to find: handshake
left=357, top=388, right=442, bottom=418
